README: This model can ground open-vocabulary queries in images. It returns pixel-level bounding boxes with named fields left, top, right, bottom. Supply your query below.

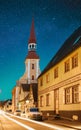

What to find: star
left=52, top=17, right=56, bottom=21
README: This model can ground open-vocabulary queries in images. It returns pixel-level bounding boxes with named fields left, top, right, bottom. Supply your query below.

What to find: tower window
left=32, top=44, right=34, bottom=49
left=29, top=45, right=31, bottom=49
left=32, top=75, right=34, bottom=80
left=32, top=64, right=34, bottom=69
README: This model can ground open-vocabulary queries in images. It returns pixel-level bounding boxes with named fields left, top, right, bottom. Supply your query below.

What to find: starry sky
left=0, top=0, right=81, bottom=100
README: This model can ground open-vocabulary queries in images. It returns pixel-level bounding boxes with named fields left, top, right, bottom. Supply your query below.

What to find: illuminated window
left=54, top=67, right=58, bottom=78
left=64, top=59, right=70, bottom=72
left=46, top=93, right=50, bottom=106
left=72, top=54, right=78, bottom=68
left=40, top=96, right=43, bottom=107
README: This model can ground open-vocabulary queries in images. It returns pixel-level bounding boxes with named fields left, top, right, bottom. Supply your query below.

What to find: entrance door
left=54, top=89, right=59, bottom=114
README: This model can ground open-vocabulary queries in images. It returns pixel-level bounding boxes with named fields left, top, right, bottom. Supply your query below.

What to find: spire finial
left=28, top=18, right=36, bottom=44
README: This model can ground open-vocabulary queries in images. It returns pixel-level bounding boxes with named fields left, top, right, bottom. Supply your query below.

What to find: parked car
left=14, top=110, right=21, bottom=116
left=27, top=107, right=42, bottom=121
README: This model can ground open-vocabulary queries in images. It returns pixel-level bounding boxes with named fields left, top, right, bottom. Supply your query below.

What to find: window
left=32, top=64, right=34, bottom=69
left=32, top=75, right=34, bottom=80
left=72, top=54, right=78, bottom=68
left=32, top=44, right=34, bottom=49
left=64, top=59, right=70, bottom=72
left=65, top=85, right=79, bottom=104
left=40, top=78, right=43, bottom=86
left=29, top=45, right=31, bottom=49
left=72, top=86, right=79, bottom=103
left=46, top=93, right=50, bottom=106
left=46, top=73, right=50, bottom=83
left=40, top=96, right=43, bottom=107
left=65, top=87, right=70, bottom=104
left=54, top=67, right=58, bottom=78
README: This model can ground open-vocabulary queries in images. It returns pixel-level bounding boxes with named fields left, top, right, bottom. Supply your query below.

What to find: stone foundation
left=41, top=110, right=81, bottom=121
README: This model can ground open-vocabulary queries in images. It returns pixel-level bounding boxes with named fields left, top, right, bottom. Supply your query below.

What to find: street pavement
left=0, top=110, right=81, bottom=130
left=44, top=118, right=81, bottom=130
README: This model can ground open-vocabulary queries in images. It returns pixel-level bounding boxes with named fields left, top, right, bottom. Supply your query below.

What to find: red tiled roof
left=28, top=19, right=36, bottom=44
left=26, top=51, right=39, bottom=59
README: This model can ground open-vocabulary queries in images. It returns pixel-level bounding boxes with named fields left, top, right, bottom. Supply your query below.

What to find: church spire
left=26, top=19, right=39, bottom=59
left=28, top=18, right=37, bottom=52
left=28, top=18, right=36, bottom=44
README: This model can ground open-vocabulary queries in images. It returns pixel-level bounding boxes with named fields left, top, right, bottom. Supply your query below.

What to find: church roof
left=26, top=51, right=39, bottom=59
left=19, top=93, right=29, bottom=102
left=21, top=84, right=30, bottom=91
left=28, top=18, right=36, bottom=44
left=39, top=26, right=81, bottom=77
left=32, top=83, right=38, bottom=102
left=19, top=83, right=38, bottom=103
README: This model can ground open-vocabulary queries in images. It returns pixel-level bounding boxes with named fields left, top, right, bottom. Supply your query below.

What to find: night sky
left=0, top=0, right=81, bottom=100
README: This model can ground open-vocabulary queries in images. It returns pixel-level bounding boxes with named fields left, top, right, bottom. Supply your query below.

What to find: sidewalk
left=44, top=118, right=81, bottom=130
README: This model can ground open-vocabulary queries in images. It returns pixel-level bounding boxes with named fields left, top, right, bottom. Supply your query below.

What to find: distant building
left=3, top=99, right=12, bottom=112
left=38, top=26, right=81, bottom=121
left=12, top=19, right=41, bottom=112
left=12, top=84, right=20, bottom=112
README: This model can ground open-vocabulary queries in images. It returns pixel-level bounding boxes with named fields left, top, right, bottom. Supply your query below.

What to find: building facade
left=38, top=26, right=81, bottom=121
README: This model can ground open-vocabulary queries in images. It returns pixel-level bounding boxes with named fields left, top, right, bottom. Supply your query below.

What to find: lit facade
left=38, top=27, right=81, bottom=121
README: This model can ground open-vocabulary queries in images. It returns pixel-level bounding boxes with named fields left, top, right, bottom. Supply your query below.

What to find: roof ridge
left=39, top=26, right=81, bottom=77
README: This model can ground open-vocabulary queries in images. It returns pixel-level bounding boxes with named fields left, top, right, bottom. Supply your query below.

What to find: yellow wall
left=38, top=47, right=81, bottom=112
left=38, top=47, right=81, bottom=91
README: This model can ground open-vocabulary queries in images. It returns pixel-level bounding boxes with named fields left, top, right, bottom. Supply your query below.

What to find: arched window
left=29, top=45, right=31, bottom=49
left=32, top=44, right=34, bottom=49
left=32, top=75, right=34, bottom=80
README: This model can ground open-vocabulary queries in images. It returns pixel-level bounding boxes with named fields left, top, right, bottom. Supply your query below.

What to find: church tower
left=25, top=19, right=41, bottom=84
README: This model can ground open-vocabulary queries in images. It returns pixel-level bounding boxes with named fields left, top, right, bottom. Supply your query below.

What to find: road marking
left=5, top=112, right=64, bottom=130
left=3, top=114, right=35, bottom=130
left=3, top=111, right=77, bottom=130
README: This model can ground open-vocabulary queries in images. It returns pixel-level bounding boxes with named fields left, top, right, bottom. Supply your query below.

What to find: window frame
left=54, top=67, right=58, bottom=79
left=64, top=59, right=70, bottom=73
left=72, top=54, right=78, bottom=69
left=65, top=85, right=79, bottom=104
left=46, top=73, right=50, bottom=83
left=40, top=78, right=43, bottom=86
left=32, top=64, right=34, bottom=69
